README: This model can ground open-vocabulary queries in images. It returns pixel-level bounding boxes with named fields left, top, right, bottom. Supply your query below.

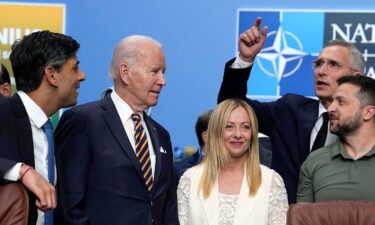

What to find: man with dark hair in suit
left=174, top=109, right=213, bottom=185
left=0, top=63, right=11, bottom=97
left=217, top=17, right=364, bottom=203
left=0, top=31, right=86, bottom=225
left=55, top=35, right=179, bottom=225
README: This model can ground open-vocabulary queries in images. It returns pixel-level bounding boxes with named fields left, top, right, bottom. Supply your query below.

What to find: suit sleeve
left=0, top=158, right=17, bottom=183
left=217, top=58, right=285, bottom=136
left=217, top=58, right=252, bottom=104
left=55, top=109, right=90, bottom=225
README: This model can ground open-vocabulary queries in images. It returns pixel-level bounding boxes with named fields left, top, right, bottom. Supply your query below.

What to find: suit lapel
left=297, top=100, right=319, bottom=163
left=143, top=114, right=161, bottom=191
left=100, top=97, right=143, bottom=177
left=11, top=94, right=34, bottom=167
left=200, top=178, right=219, bottom=225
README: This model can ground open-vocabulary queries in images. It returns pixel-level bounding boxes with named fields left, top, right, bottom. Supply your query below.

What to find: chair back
left=287, top=201, right=375, bottom=225
left=0, top=182, right=29, bottom=225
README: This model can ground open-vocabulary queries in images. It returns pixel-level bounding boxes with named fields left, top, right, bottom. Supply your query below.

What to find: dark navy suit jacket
left=174, top=151, right=201, bottom=185
left=218, top=58, right=319, bottom=203
left=55, top=95, right=179, bottom=225
left=0, top=94, right=39, bottom=224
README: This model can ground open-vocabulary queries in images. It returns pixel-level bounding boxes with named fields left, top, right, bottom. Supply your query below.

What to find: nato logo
left=237, top=10, right=375, bottom=100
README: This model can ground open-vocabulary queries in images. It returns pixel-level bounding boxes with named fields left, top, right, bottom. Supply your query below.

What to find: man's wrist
left=231, top=55, right=253, bottom=69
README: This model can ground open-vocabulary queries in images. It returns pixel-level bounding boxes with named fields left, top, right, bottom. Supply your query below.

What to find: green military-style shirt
left=297, top=140, right=375, bottom=203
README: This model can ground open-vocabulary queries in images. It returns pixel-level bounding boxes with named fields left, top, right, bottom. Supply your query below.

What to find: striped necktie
left=131, top=113, right=153, bottom=191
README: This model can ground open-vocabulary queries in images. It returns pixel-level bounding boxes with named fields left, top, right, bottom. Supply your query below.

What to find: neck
left=223, top=157, right=245, bottom=172
left=114, top=87, right=147, bottom=113
left=342, top=126, right=375, bottom=160
left=27, top=90, right=58, bottom=117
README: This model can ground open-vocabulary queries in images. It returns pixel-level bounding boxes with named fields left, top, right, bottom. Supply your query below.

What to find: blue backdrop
left=2, top=0, right=374, bottom=152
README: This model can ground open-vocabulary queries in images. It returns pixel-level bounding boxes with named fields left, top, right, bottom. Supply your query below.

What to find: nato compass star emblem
left=256, top=26, right=308, bottom=95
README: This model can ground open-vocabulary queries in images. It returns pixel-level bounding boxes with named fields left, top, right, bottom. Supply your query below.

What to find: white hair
left=108, top=35, right=162, bottom=80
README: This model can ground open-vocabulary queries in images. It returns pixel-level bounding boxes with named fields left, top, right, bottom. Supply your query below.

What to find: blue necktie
left=42, top=119, right=54, bottom=225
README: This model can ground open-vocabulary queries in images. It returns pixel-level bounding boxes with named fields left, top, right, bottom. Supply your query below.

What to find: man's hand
left=20, top=165, right=56, bottom=211
left=239, top=17, right=268, bottom=63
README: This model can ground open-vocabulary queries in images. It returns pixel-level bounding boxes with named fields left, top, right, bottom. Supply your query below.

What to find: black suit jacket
left=0, top=94, right=38, bottom=224
left=55, top=95, right=179, bottom=225
left=218, top=58, right=319, bottom=203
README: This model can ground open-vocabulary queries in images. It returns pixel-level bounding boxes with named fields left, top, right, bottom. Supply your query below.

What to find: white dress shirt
left=110, top=90, right=156, bottom=177
left=3, top=91, right=52, bottom=225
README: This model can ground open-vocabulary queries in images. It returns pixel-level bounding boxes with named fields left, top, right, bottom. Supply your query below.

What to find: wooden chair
left=287, top=200, right=375, bottom=225
left=0, top=182, right=29, bottom=225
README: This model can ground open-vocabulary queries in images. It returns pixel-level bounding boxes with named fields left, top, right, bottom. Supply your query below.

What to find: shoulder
left=300, top=143, right=336, bottom=176
left=70, top=99, right=102, bottom=113
left=304, top=144, right=333, bottom=164
left=174, top=152, right=199, bottom=171
left=280, top=93, right=318, bottom=105
left=260, top=165, right=285, bottom=185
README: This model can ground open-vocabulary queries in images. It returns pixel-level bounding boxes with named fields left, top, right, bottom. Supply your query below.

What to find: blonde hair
left=199, top=99, right=262, bottom=198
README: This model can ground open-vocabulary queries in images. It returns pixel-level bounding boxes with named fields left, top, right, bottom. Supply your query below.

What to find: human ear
left=44, top=65, right=58, bottom=87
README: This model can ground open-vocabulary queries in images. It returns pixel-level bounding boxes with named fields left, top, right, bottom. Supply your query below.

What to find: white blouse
left=177, top=168, right=288, bottom=225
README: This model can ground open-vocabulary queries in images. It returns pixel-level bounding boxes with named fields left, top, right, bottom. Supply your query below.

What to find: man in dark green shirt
left=297, top=75, right=375, bottom=203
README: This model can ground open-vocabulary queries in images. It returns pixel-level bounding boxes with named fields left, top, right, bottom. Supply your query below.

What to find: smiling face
left=223, top=106, right=252, bottom=160
left=55, top=56, right=86, bottom=107
left=124, top=42, right=166, bottom=112
left=314, top=46, right=356, bottom=106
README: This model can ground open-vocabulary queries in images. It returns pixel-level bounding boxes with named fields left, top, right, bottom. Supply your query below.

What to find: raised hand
left=239, top=17, right=268, bottom=63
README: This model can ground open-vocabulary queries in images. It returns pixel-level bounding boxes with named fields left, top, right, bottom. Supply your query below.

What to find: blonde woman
left=177, top=99, right=288, bottom=225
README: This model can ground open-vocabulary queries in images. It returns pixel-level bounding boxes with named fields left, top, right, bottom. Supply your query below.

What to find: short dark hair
left=0, top=63, right=10, bottom=84
left=195, top=109, right=213, bottom=148
left=10, top=31, right=80, bottom=92
left=337, top=75, right=375, bottom=107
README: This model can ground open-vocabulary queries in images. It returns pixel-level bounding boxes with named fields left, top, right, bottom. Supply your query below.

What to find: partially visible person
left=217, top=17, right=364, bottom=203
left=0, top=31, right=86, bottom=225
left=177, top=99, right=288, bottom=225
left=259, top=134, right=272, bottom=168
left=297, top=75, right=375, bottom=203
left=55, top=35, right=178, bottom=225
left=0, top=63, right=11, bottom=97
left=174, top=109, right=213, bottom=185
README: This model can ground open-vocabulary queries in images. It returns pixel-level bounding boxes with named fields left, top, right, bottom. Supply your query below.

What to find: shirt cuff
left=3, top=163, right=23, bottom=181
left=231, top=55, right=253, bottom=69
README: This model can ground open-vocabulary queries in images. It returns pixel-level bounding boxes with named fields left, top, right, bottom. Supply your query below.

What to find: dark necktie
left=311, top=112, right=329, bottom=151
left=131, top=113, right=154, bottom=192
left=42, top=119, right=54, bottom=225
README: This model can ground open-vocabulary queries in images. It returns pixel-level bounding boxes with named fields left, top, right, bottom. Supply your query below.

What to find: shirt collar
left=318, top=102, right=327, bottom=118
left=17, top=91, right=48, bottom=128
left=331, top=141, right=375, bottom=160
left=110, top=90, right=143, bottom=122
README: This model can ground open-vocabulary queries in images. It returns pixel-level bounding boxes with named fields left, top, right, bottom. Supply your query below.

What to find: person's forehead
left=64, top=56, right=78, bottom=65
left=319, top=45, right=350, bottom=61
left=334, top=83, right=359, bottom=98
